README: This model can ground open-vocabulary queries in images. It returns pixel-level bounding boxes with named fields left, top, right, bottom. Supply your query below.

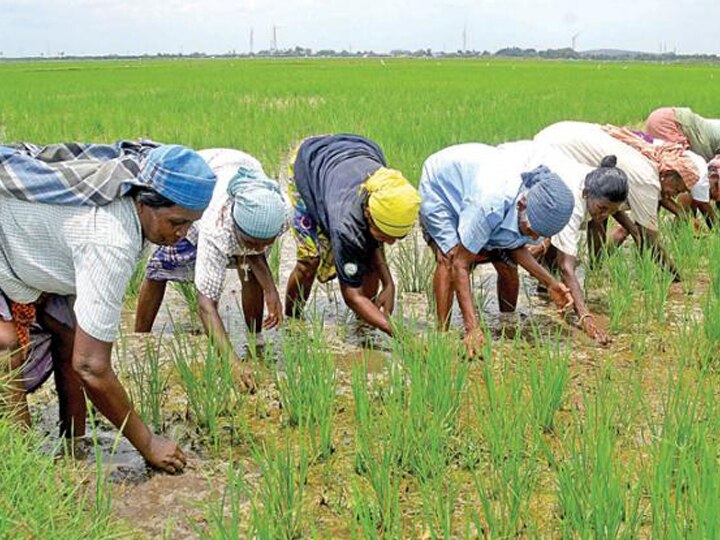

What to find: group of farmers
left=1, top=107, right=718, bottom=474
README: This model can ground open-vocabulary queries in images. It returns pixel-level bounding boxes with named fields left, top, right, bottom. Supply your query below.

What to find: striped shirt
left=0, top=196, right=142, bottom=342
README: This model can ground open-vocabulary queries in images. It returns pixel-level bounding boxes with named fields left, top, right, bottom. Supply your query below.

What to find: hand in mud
left=263, top=289, right=283, bottom=330
left=375, top=284, right=395, bottom=315
left=234, top=360, right=257, bottom=394
left=549, top=282, right=574, bottom=313
left=462, top=328, right=485, bottom=359
left=581, top=315, right=610, bottom=346
left=144, top=435, right=186, bottom=474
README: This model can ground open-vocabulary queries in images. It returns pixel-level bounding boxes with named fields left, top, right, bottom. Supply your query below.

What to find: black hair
left=584, top=155, right=629, bottom=203
left=128, top=186, right=176, bottom=208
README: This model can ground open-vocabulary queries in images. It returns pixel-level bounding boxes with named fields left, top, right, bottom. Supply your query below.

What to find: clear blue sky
left=1, top=0, right=717, bottom=57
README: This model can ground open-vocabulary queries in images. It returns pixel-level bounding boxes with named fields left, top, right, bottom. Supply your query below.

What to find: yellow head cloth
left=363, top=167, right=421, bottom=238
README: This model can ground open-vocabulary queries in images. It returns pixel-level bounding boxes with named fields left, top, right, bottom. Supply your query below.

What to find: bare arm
left=693, top=200, right=717, bottom=229
left=659, top=197, right=684, bottom=218
left=612, top=211, right=642, bottom=246
left=197, top=293, right=237, bottom=359
left=246, top=253, right=283, bottom=329
left=340, top=285, right=393, bottom=335
left=72, top=327, right=185, bottom=473
left=448, top=245, right=480, bottom=335
left=371, top=247, right=395, bottom=315
left=433, top=249, right=454, bottom=330
left=556, top=250, right=609, bottom=345
left=510, top=246, right=574, bottom=311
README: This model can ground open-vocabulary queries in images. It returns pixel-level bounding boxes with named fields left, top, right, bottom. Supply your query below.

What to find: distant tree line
left=2, top=46, right=719, bottom=63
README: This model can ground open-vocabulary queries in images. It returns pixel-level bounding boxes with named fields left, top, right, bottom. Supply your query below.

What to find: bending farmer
left=418, top=143, right=575, bottom=357
left=135, top=149, right=290, bottom=388
left=0, top=141, right=215, bottom=474
left=284, top=134, right=420, bottom=336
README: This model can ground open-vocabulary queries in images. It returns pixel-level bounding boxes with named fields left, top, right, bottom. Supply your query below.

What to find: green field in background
left=1, top=58, right=719, bottom=180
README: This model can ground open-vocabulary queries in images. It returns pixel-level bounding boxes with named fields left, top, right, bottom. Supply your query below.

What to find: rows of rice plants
left=4, top=57, right=720, bottom=536
left=168, top=333, right=247, bottom=451
left=277, top=322, right=336, bottom=460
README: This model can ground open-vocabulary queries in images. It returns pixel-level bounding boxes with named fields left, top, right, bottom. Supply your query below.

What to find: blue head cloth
left=521, top=165, right=574, bottom=238
left=228, top=166, right=288, bottom=239
left=138, top=145, right=216, bottom=211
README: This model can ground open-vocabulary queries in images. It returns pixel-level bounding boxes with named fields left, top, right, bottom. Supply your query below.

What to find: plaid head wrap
left=0, top=140, right=215, bottom=210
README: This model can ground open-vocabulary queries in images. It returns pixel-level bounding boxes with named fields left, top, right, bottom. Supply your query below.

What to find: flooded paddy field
left=2, top=57, right=720, bottom=538
left=23, top=220, right=720, bottom=539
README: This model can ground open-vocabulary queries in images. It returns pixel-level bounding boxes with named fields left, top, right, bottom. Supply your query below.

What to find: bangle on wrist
left=578, top=313, right=594, bottom=326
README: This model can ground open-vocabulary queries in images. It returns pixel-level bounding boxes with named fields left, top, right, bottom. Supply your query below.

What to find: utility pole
left=249, top=27, right=254, bottom=54
left=272, top=25, right=278, bottom=51
left=462, top=23, right=467, bottom=51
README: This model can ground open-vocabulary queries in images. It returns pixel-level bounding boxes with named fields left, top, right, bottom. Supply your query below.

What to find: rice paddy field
left=2, top=57, right=720, bottom=538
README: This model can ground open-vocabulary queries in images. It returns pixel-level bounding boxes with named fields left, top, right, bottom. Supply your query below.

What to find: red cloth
left=10, top=302, right=36, bottom=350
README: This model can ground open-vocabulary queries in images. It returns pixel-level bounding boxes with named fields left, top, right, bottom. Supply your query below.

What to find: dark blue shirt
left=294, top=134, right=385, bottom=287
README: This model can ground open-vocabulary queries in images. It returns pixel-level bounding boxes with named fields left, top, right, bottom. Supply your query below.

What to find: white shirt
left=0, top=197, right=142, bottom=341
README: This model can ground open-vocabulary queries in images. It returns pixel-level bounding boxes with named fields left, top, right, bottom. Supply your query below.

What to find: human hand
left=263, top=289, right=283, bottom=330
left=549, top=282, right=574, bottom=312
left=462, top=327, right=485, bottom=359
left=143, top=434, right=187, bottom=474
left=375, top=284, right=395, bottom=315
left=580, top=314, right=610, bottom=345
left=232, top=355, right=257, bottom=394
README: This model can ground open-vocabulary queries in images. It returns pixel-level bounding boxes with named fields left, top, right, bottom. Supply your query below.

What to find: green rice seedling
left=202, top=460, right=249, bottom=539
left=477, top=337, right=529, bottom=467
left=168, top=333, right=243, bottom=450
left=172, top=281, right=201, bottom=329
left=277, top=321, right=336, bottom=460
left=707, top=233, right=720, bottom=297
left=702, top=292, right=720, bottom=354
left=391, top=322, right=468, bottom=479
left=635, top=247, right=673, bottom=323
left=0, top=416, right=121, bottom=538
left=545, top=376, right=641, bottom=539
left=666, top=219, right=701, bottom=295
left=391, top=231, right=435, bottom=295
left=525, top=328, right=570, bottom=433
left=644, top=366, right=720, bottom=537
left=351, top=362, right=403, bottom=537
left=418, top=475, right=458, bottom=540
left=250, top=440, right=309, bottom=540
left=605, top=249, right=634, bottom=333
left=87, top=398, right=126, bottom=519
left=472, top=336, right=539, bottom=537
left=350, top=481, right=382, bottom=540
left=126, top=335, right=168, bottom=432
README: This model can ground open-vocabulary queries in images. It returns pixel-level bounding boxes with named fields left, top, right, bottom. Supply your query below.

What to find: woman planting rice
left=502, top=142, right=629, bottom=345
left=0, top=141, right=215, bottom=474
left=284, top=134, right=420, bottom=337
left=535, top=121, right=703, bottom=280
left=418, top=143, right=575, bottom=357
left=645, top=107, right=720, bottom=161
left=135, top=149, right=290, bottom=388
